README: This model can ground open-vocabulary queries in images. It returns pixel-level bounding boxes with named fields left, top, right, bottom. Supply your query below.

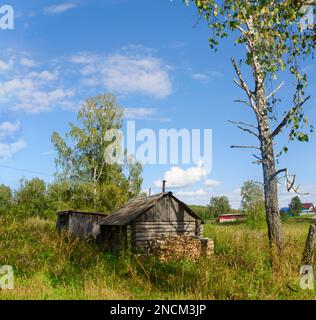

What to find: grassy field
left=0, top=215, right=315, bottom=300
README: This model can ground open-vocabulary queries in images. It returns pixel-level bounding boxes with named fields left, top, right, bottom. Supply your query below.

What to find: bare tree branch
left=234, top=99, right=253, bottom=108
left=236, top=125, right=259, bottom=138
left=231, top=59, right=253, bottom=97
left=252, top=154, right=263, bottom=161
left=271, top=96, right=310, bottom=139
left=228, top=120, right=259, bottom=137
left=272, top=168, right=309, bottom=195
left=230, top=145, right=261, bottom=150
left=266, top=81, right=285, bottom=100
left=252, top=154, right=263, bottom=165
left=228, top=120, right=258, bottom=130
left=231, top=59, right=258, bottom=115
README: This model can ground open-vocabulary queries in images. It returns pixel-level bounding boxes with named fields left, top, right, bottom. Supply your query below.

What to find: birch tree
left=52, top=93, right=143, bottom=208
left=184, top=0, right=315, bottom=252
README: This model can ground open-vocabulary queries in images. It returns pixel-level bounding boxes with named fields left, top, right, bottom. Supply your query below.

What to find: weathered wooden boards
left=56, top=211, right=106, bottom=239
left=302, top=224, right=316, bottom=265
left=132, top=196, right=202, bottom=249
left=98, top=192, right=207, bottom=252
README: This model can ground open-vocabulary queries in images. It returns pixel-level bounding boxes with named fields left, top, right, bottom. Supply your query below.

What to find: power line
left=0, top=164, right=54, bottom=177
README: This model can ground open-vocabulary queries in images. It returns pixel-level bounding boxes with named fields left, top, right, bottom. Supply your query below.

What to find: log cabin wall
left=133, top=196, right=202, bottom=249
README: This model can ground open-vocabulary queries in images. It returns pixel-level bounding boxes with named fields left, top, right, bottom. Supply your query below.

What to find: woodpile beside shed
left=55, top=192, right=214, bottom=259
left=147, top=235, right=214, bottom=261
left=98, top=192, right=208, bottom=252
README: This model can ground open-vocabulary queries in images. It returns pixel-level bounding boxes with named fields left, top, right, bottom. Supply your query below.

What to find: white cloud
left=71, top=49, right=172, bottom=99
left=70, top=52, right=97, bottom=65
left=209, top=71, right=224, bottom=77
left=20, top=58, right=36, bottom=68
left=0, top=58, right=14, bottom=71
left=14, top=88, right=75, bottom=113
left=0, top=48, right=169, bottom=114
left=175, top=189, right=208, bottom=198
left=155, top=163, right=207, bottom=188
left=192, top=71, right=223, bottom=83
left=124, top=108, right=156, bottom=120
left=103, top=54, right=172, bottom=98
left=0, top=78, right=35, bottom=94
left=124, top=107, right=170, bottom=122
left=30, top=70, right=59, bottom=81
left=205, top=179, right=221, bottom=188
left=44, top=3, right=77, bottom=15
left=192, top=73, right=210, bottom=83
left=0, top=140, right=26, bottom=159
left=0, top=121, right=21, bottom=138
left=0, top=70, right=75, bottom=113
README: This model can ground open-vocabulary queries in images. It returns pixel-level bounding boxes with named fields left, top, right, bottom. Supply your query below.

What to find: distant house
left=300, top=203, right=316, bottom=216
left=56, top=210, right=107, bottom=239
left=280, top=207, right=293, bottom=217
left=218, top=213, right=245, bottom=223
left=98, top=192, right=205, bottom=251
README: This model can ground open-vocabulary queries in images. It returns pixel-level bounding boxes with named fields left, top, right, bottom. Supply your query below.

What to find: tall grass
left=0, top=215, right=314, bottom=300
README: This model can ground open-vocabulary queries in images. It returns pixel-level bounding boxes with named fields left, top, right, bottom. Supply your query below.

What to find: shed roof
left=57, top=210, right=107, bottom=217
left=98, top=192, right=205, bottom=226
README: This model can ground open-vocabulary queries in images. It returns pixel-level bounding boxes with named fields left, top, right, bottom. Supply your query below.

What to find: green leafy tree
left=97, top=184, right=128, bottom=213
left=241, top=180, right=265, bottom=228
left=47, top=180, right=72, bottom=213
left=208, top=196, right=231, bottom=218
left=127, top=160, right=143, bottom=198
left=184, top=0, right=315, bottom=252
left=289, top=196, right=303, bottom=215
left=51, top=93, right=143, bottom=209
left=15, top=178, right=47, bottom=217
left=0, top=184, right=12, bottom=215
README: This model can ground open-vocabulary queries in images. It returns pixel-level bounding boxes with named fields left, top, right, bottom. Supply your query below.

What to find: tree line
left=208, top=180, right=266, bottom=227
left=0, top=93, right=143, bottom=219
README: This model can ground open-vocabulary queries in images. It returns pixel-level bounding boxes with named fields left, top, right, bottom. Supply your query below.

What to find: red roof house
left=218, top=213, right=245, bottom=223
left=302, top=203, right=315, bottom=213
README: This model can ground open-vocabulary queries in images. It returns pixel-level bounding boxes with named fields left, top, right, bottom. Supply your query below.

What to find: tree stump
left=302, top=224, right=316, bottom=266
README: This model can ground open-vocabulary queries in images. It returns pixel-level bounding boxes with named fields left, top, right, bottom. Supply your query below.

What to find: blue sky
left=0, top=0, right=315, bottom=208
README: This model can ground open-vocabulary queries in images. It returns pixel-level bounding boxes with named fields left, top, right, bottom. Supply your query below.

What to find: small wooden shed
left=98, top=192, right=205, bottom=251
left=56, top=210, right=107, bottom=239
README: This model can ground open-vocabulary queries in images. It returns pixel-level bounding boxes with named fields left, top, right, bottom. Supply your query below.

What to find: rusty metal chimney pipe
left=162, top=180, right=166, bottom=193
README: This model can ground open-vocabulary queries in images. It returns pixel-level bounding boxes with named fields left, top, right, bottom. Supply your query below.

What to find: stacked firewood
left=146, top=235, right=214, bottom=261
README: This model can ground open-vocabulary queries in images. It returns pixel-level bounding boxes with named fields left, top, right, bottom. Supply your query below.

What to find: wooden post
left=302, top=224, right=316, bottom=265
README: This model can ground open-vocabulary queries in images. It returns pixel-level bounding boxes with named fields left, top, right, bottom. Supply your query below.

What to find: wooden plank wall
left=133, top=196, right=201, bottom=249
left=56, top=214, right=69, bottom=232
left=68, top=214, right=103, bottom=239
